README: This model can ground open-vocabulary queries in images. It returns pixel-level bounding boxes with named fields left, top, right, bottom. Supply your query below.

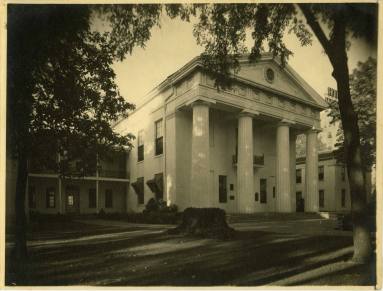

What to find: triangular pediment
left=235, top=58, right=327, bottom=108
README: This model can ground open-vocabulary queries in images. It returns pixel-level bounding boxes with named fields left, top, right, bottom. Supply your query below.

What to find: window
left=105, top=189, right=113, bottom=208
left=137, top=130, right=144, bottom=162
left=273, top=187, right=275, bottom=198
left=341, top=189, right=346, bottom=208
left=318, top=166, right=324, bottom=181
left=218, top=175, right=227, bottom=203
left=341, top=166, right=346, bottom=181
left=260, top=178, right=267, bottom=204
left=154, top=173, right=163, bottom=200
left=67, top=194, right=74, bottom=206
left=46, top=187, right=55, bottom=208
left=255, top=192, right=259, bottom=202
left=147, top=173, right=164, bottom=200
left=296, top=169, right=302, bottom=184
left=29, top=186, right=36, bottom=208
left=89, top=188, right=96, bottom=208
left=155, top=119, right=163, bottom=156
left=319, top=190, right=325, bottom=208
left=137, top=177, right=145, bottom=204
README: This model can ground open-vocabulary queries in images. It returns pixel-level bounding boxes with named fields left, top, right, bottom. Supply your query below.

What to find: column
left=276, top=121, right=292, bottom=212
left=190, top=101, right=210, bottom=207
left=165, top=112, right=176, bottom=206
left=96, top=180, right=99, bottom=213
left=96, top=155, right=100, bottom=213
left=237, top=113, right=254, bottom=213
left=57, top=152, right=63, bottom=214
left=58, top=176, right=62, bottom=214
left=305, top=129, right=319, bottom=212
left=289, top=131, right=297, bottom=212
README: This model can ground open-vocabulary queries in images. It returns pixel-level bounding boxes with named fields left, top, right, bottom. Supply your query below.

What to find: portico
left=187, top=101, right=321, bottom=213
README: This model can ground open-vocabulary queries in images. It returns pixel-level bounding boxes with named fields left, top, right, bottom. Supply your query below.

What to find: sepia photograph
left=1, top=2, right=380, bottom=288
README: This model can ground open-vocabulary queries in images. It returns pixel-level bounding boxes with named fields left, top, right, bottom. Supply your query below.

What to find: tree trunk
left=13, top=150, right=28, bottom=261
left=331, top=51, right=372, bottom=264
left=299, top=4, right=373, bottom=263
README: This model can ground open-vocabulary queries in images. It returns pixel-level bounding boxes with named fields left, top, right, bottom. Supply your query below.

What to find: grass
left=5, top=216, right=376, bottom=286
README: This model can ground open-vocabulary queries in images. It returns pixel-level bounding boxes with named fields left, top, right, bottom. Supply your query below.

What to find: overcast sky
left=112, top=12, right=377, bottom=106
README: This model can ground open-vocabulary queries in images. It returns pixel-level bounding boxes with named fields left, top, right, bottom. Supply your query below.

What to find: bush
left=167, top=207, right=235, bottom=239
left=144, top=198, right=178, bottom=213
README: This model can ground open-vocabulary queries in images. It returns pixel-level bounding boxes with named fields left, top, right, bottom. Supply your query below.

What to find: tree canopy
left=328, top=57, right=377, bottom=170
left=7, top=4, right=164, bottom=175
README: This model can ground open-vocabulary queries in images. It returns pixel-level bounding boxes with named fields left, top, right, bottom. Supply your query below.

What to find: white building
left=114, top=54, right=328, bottom=214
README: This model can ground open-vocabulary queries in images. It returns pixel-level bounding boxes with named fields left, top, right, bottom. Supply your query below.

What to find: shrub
left=144, top=198, right=177, bottom=213
left=167, top=207, right=235, bottom=239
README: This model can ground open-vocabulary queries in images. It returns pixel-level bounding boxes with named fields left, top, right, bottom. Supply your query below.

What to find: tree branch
left=298, top=4, right=333, bottom=55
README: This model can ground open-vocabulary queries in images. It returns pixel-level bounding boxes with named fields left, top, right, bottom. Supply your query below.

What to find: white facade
left=114, top=54, right=328, bottom=214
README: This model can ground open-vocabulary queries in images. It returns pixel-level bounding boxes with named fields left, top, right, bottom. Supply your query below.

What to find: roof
left=114, top=53, right=328, bottom=127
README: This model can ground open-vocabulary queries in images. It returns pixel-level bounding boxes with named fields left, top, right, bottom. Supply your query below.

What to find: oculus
left=265, top=68, right=275, bottom=83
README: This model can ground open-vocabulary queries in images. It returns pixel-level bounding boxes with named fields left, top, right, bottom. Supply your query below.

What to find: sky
left=111, top=12, right=377, bottom=106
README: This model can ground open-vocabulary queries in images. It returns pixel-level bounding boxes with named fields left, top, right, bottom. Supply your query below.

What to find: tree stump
left=167, top=208, right=235, bottom=239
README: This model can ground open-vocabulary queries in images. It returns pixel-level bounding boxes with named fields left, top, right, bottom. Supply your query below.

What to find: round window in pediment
left=265, top=68, right=275, bottom=83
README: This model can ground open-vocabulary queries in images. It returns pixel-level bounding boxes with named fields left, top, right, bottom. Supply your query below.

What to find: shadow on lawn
left=5, top=221, right=375, bottom=286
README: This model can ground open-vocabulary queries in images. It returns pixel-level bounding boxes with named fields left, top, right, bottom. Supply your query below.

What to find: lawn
left=5, top=216, right=376, bottom=286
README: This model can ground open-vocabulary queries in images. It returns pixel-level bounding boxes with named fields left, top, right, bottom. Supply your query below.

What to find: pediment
left=235, top=59, right=327, bottom=108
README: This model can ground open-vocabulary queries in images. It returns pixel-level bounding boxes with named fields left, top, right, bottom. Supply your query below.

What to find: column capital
left=186, top=96, right=216, bottom=107
left=278, top=118, right=295, bottom=126
left=238, top=109, right=259, bottom=118
left=306, top=126, right=322, bottom=134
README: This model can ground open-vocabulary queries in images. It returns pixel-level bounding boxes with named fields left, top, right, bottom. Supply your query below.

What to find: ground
left=5, top=214, right=376, bottom=286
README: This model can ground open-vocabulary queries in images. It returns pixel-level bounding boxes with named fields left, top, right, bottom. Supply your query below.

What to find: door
left=218, top=175, right=227, bottom=203
left=260, top=178, right=267, bottom=204
left=296, top=191, right=304, bottom=212
left=66, top=186, right=80, bottom=214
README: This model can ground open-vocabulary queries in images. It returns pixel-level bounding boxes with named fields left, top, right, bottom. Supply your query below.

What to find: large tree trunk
left=333, top=58, right=372, bottom=263
left=299, top=4, right=372, bottom=263
left=13, top=150, right=28, bottom=261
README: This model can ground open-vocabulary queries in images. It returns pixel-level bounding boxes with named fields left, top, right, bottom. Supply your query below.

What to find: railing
left=232, top=154, right=264, bottom=167
left=253, top=154, right=264, bottom=166
left=98, top=169, right=127, bottom=179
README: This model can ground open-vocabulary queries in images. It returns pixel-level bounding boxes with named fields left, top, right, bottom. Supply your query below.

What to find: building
left=296, top=150, right=350, bottom=212
left=294, top=87, right=373, bottom=213
left=114, top=54, right=328, bottom=214
left=319, top=87, right=339, bottom=150
left=16, top=150, right=130, bottom=217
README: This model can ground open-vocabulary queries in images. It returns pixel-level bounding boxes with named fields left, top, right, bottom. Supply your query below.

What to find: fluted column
left=190, top=101, right=210, bottom=207
left=289, top=131, right=297, bottom=212
left=276, top=121, right=292, bottom=212
left=237, top=113, right=254, bottom=213
left=305, top=128, right=319, bottom=212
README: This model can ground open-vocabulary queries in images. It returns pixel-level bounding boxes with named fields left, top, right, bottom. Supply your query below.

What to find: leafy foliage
left=328, top=58, right=376, bottom=169
left=167, top=4, right=313, bottom=88
left=295, top=133, right=330, bottom=157
left=7, top=5, right=163, bottom=175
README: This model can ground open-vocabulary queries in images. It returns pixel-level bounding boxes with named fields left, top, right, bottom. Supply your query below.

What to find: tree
left=328, top=57, right=377, bottom=171
left=7, top=4, right=162, bottom=264
left=295, top=133, right=331, bottom=157
left=167, top=3, right=377, bottom=263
